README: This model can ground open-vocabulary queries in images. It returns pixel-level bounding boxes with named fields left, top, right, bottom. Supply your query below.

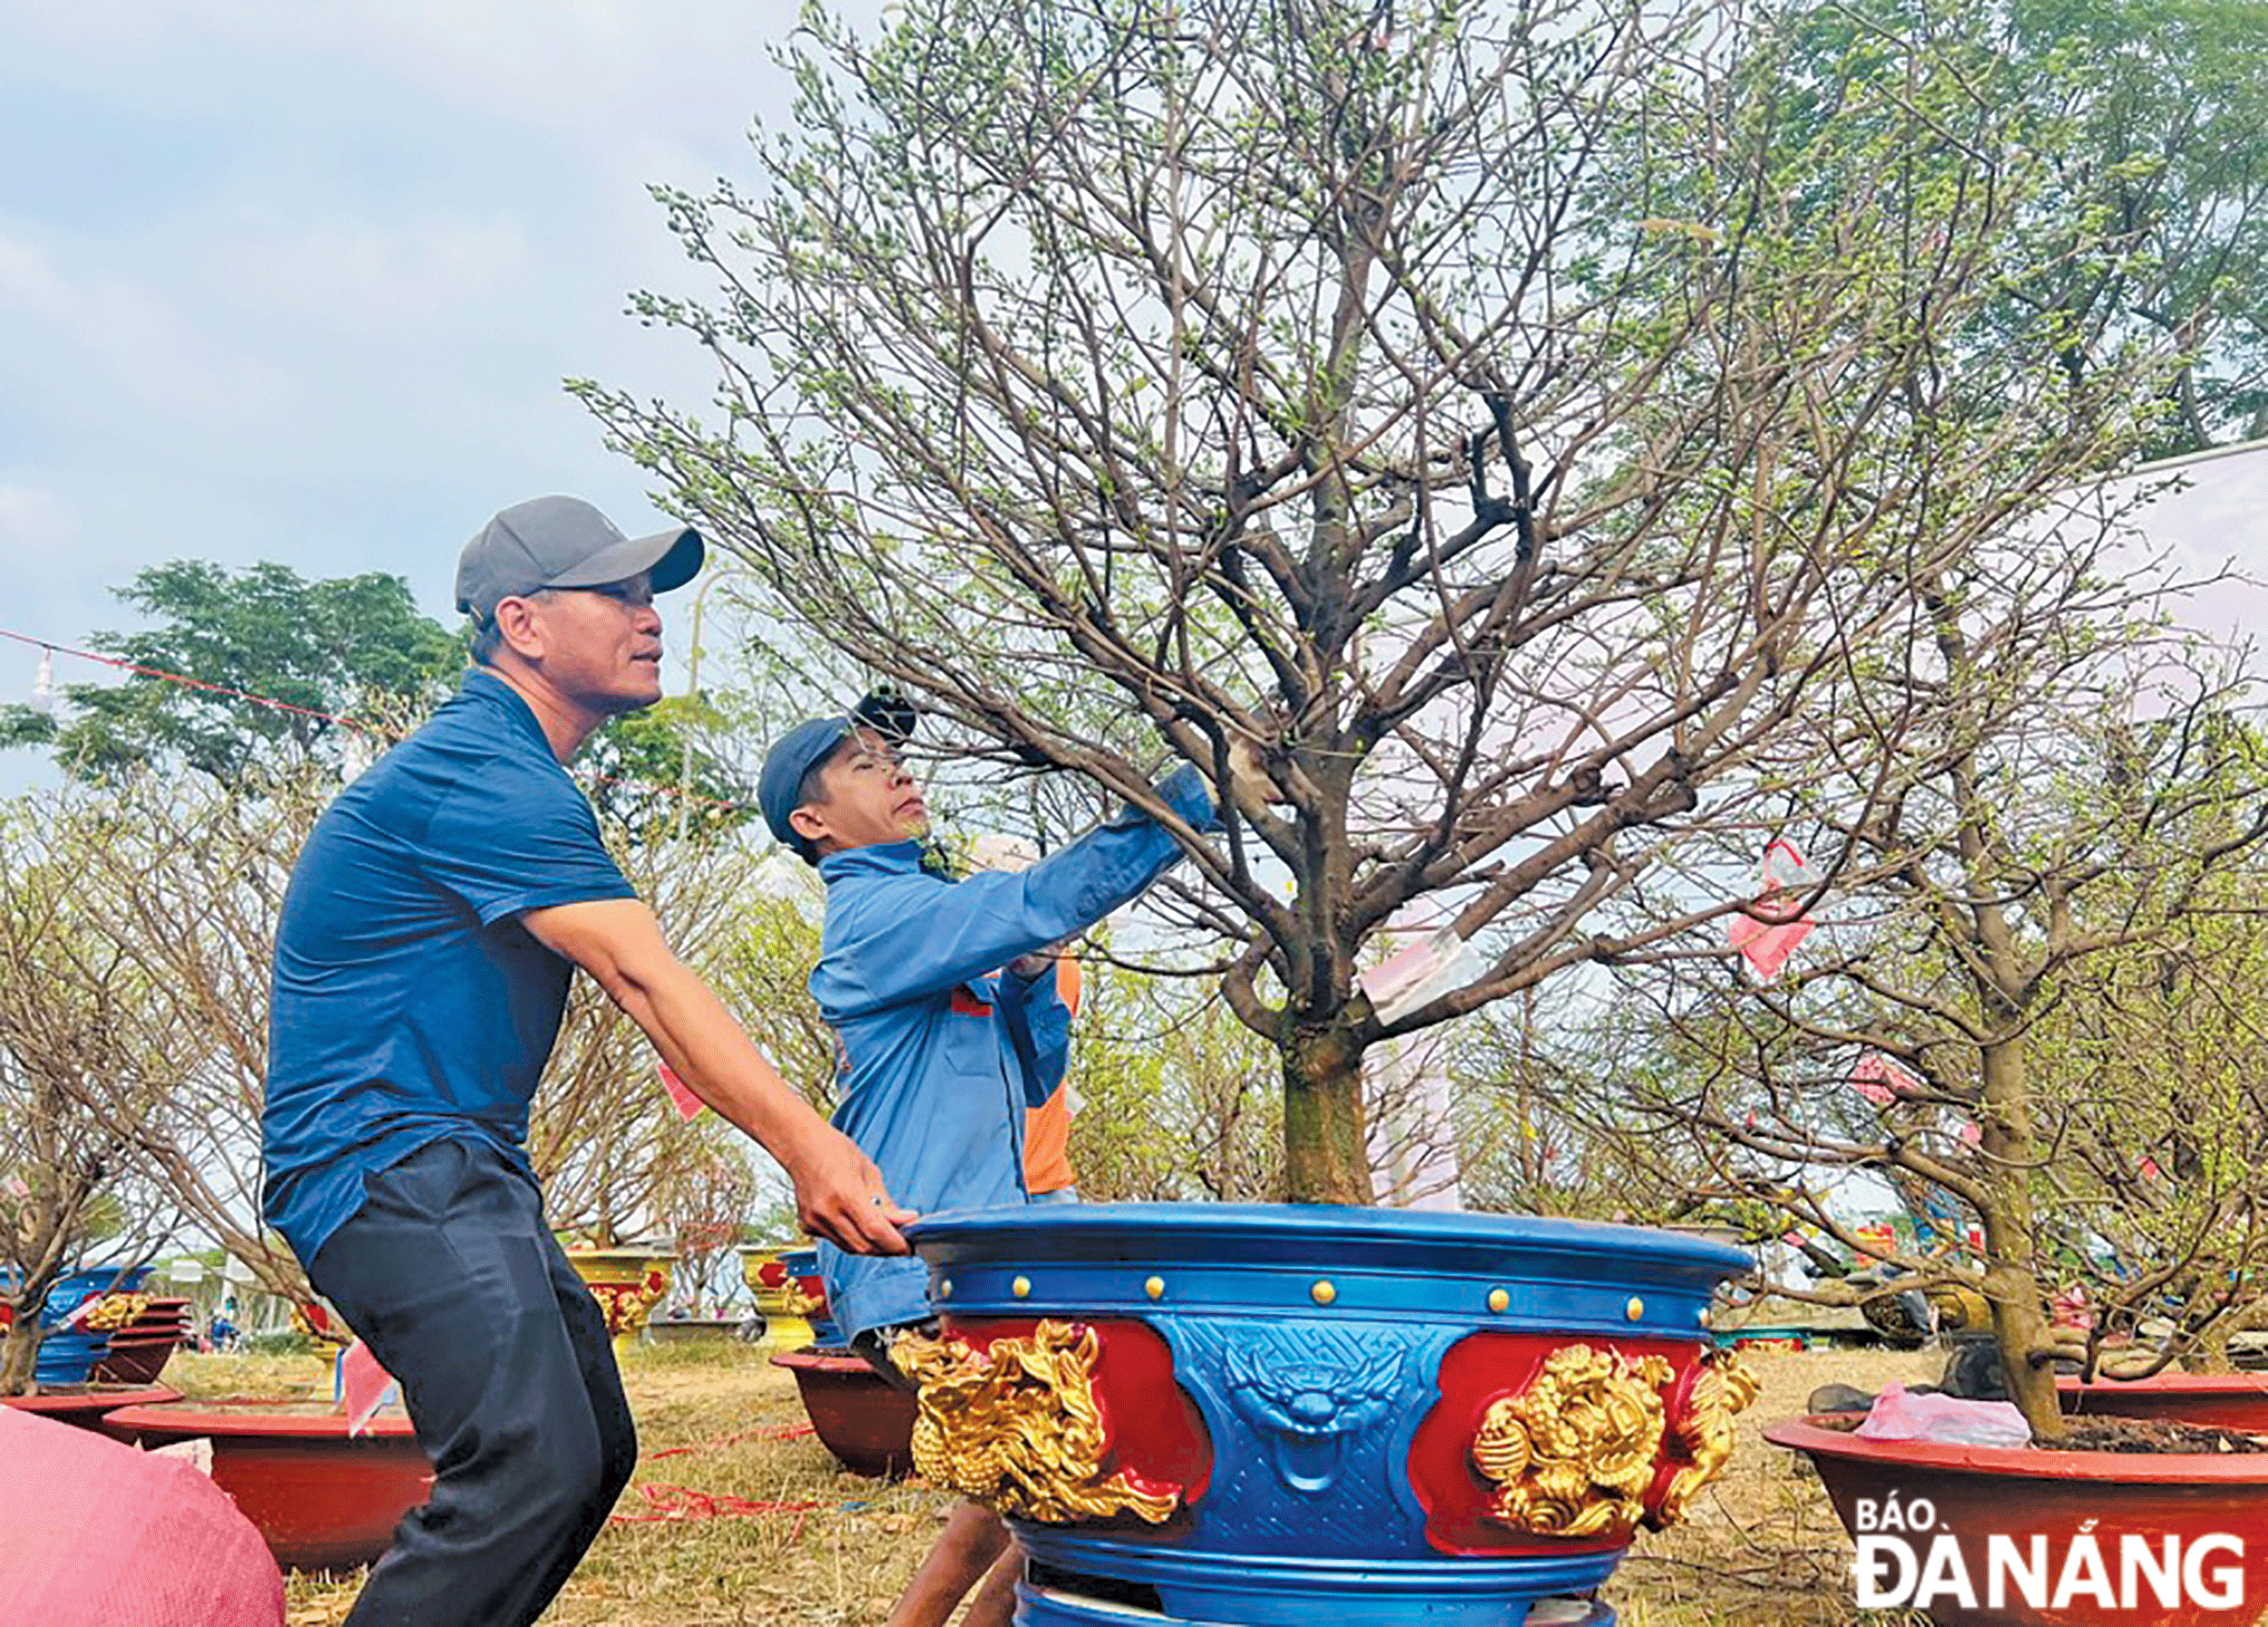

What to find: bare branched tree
left=586, top=0, right=2188, bottom=1199
left=1578, top=518, right=2268, bottom=1435
left=0, top=799, right=183, bottom=1393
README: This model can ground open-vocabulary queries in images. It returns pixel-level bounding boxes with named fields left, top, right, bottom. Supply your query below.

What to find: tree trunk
left=1982, top=1261, right=2063, bottom=1440
left=1282, top=1022, right=1375, bottom=1204
left=1975, top=1036, right=2063, bottom=1439
left=0, top=1319, right=42, bottom=1397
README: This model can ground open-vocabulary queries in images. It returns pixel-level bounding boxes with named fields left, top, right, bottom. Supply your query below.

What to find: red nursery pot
left=103, top=1398, right=433, bottom=1573
left=1, top=1382, right=182, bottom=1431
left=1766, top=1415, right=2268, bottom=1627
left=2059, top=1374, right=2268, bottom=1432
left=771, top=1347, right=917, bottom=1478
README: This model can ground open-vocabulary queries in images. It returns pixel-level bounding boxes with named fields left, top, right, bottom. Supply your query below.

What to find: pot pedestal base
left=1019, top=1537, right=1622, bottom=1627
left=1013, top=1574, right=1615, bottom=1626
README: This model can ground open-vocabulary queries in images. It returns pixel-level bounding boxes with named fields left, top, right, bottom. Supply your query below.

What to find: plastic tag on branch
left=658, top=1063, right=706, bottom=1122
left=1359, top=926, right=1487, bottom=1025
left=1729, top=838, right=1815, bottom=982
left=337, top=1339, right=401, bottom=1438
left=1850, top=1052, right=1922, bottom=1107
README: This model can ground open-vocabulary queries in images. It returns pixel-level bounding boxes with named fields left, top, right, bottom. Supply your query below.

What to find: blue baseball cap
left=758, top=716, right=855, bottom=855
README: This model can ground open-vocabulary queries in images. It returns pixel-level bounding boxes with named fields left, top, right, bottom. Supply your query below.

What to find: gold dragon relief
left=1469, top=1343, right=1758, bottom=1540
left=79, top=1291, right=154, bottom=1332
left=896, top=1318, right=1181, bottom=1527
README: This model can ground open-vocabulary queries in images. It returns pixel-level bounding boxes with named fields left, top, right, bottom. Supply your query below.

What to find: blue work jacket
left=813, top=764, right=1217, bottom=1337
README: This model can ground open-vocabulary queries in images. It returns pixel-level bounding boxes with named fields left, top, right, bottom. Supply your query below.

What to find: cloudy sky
left=5, top=0, right=2264, bottom=782
left=1, top=0, right=875, bottom=779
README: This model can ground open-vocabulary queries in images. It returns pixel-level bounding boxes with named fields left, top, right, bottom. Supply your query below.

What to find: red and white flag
left=658, top=1063, right=707, bottom=1121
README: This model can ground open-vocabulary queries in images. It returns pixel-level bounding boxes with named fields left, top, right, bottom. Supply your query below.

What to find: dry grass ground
left=168, top=1338, right=1941, bottom=1626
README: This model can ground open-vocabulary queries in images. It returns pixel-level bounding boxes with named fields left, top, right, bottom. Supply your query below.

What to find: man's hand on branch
left=1224, top=734, right=1288, bottom=809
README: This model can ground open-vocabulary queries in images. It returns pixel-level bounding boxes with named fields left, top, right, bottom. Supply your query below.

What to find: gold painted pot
left=737, top=1243, right=813, bottom=1353
left=564, top=1248, right=676, bottom=1354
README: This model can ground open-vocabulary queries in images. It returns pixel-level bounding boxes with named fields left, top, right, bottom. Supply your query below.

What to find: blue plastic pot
left=29, top=1262, right=156, bottom=1386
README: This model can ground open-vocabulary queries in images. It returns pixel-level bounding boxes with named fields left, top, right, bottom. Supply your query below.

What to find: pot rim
left=768, top=1348, right=874, bottom=1375
left=104, top=1397, right=420, bottom=1439
left=906, top=1201, right=1749, bottom=1276
left=1, top=1382, right=182, bottom=1412
left=2055, top=1372, right=2268, bottom=1395
left=1765, top=1413, right=2268, bottom=1483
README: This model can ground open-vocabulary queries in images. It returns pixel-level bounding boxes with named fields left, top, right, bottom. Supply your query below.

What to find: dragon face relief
left=1225, top=1341, right=1408, bottom=1495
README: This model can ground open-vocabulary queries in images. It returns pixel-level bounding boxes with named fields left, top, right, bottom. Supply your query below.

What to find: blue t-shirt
left=261, top=669, right=636, bottom=1265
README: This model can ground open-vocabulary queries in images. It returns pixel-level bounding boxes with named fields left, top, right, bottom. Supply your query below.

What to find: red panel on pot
left=1408, top=1330, right=1712, bottom=1556
left=943, top=1316, right=1214, bottom=1505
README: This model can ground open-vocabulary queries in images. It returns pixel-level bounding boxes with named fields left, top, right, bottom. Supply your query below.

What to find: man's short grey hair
left=468, top=589, right=557, bottom=667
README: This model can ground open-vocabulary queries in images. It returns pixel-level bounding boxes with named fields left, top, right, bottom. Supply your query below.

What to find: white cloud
left=0, top=481, right=75, bottom=553
left=0, top=0, right=895, bottom=799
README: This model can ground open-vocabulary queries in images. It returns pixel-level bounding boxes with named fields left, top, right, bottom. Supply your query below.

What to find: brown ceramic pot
left=771, top=1347, right=917, bottom=1478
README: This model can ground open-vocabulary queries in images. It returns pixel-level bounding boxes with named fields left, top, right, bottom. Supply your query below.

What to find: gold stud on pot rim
left=1311, top=1279, right=1337, bottom=1305
left=1487, top=1288, right=1510, bottom=1313
left=1012, top=1276, right=1031, bottom=1299
left=1145, top=1276, right=1166, bottom=1300
left=1626, top=1296, right=1645, bottom=1320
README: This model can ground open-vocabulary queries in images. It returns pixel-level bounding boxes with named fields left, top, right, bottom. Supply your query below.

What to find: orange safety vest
left=1022, top=956, right=1082, bottom=1195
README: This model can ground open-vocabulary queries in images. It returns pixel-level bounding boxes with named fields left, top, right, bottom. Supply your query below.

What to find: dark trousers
left=306, top=1139, right=638, bottom=1627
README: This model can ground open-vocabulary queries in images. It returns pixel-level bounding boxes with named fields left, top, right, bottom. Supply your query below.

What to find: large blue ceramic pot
left=901, top=1204, right=1755, bottom=1627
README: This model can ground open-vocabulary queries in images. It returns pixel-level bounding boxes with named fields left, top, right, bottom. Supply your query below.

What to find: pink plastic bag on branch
left=1854, top=1382, right=2030, bottom=1448
left=1729, top=838, right=1816, bottom=981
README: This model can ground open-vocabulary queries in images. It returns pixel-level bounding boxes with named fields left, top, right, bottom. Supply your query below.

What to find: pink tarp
left=0, top=1405, right=283, bottom=1625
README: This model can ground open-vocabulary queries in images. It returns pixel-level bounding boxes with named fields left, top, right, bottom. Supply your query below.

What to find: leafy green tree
left=4, top=555, right=757, bottom=841
left=1999, top=0, right=2268, bottom=453
left=586, top=0, right=2194, bottom=1201
left=1, top=561, right=458, bottom=786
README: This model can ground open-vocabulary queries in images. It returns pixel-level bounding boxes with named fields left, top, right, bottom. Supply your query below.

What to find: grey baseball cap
left=455, top=495, right=705, bottom=621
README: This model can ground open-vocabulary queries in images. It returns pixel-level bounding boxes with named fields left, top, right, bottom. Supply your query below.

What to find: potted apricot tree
left=588, top=0, right=2219, bottom=1618
left=1574, top=435, right=2268, bottom=1624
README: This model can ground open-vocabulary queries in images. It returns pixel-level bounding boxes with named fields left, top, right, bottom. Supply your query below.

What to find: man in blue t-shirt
left=264, top=496, right=912, bottom=1627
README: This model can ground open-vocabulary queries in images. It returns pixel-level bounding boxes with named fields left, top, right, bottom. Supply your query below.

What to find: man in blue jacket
left=758, top=713, right=1246, bottom=1626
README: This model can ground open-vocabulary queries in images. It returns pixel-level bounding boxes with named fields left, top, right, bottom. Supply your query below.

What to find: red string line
left=646, top=1421, right=817, bottom=1458
left=609, top=1483, right=826, bottom=1525
left=1, top=626, right=751, bottom=812
left=2, top=625, right=383, bottom=732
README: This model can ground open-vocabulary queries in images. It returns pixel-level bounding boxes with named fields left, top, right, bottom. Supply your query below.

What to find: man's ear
left=490, top=595, right=546, bottom=661
left=787, top=803, right=829, bottom=848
